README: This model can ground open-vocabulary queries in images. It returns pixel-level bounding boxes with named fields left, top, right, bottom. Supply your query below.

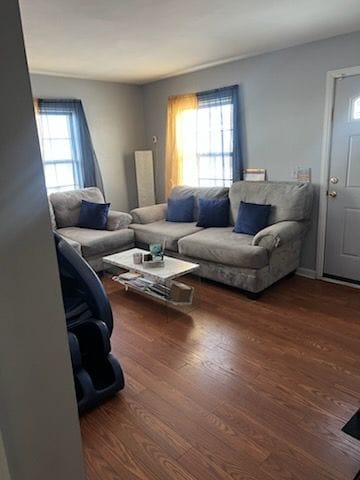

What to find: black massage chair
left=54, top=233, right=124, bottom=414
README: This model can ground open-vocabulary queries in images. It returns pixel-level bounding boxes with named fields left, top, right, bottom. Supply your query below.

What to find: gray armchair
left=49, top=187, right=134, bottom=271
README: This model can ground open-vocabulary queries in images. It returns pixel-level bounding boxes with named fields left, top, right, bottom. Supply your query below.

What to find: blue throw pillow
left=233, top=201, right=271, bottom=235
left=196, top=197, right=229, bottom=227
left=167, top=196, right=194, bottom=222
left=78, top=200, right=110, bottom=230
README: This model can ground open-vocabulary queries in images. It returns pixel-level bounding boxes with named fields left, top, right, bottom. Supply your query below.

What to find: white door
left=324, top=75, right=360, bottom=283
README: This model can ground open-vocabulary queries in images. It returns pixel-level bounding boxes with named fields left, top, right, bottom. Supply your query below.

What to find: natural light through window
left=352, top=96, right=360, bottom=120
left=181, top=103, right=233, bottom=187
left=37, top=112, right=83, bottom=193
left=196, top=103, right=233, bottom=187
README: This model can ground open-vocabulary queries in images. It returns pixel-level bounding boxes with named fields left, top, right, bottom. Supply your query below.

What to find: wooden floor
left=80, top=275, right=360, bottom=480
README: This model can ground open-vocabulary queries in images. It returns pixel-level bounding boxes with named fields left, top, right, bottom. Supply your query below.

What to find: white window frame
left=37, top=108, right=83, bottom=193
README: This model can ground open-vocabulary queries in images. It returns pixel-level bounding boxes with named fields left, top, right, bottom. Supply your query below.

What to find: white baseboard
left=296, top=267, right=317, bottom=279
left=320, top=276, right=360, bottom=289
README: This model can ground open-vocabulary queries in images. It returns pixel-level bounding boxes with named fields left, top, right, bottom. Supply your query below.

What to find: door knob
left=328, top=191, right=337, bottom=198
left=330, top=176, right=339, bottom=184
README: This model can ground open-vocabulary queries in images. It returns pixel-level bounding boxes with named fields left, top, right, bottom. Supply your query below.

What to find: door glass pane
left=352, top=97, right=360, bottom=120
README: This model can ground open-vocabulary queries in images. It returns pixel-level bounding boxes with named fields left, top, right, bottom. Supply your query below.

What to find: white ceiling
left=20, top=0, right=360, bottom=85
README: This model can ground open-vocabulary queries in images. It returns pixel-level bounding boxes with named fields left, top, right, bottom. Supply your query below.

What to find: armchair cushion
left=130, top=203, right=167, bottom=224
left=78, top=200, right=110, bottom=230
left=57, top=227, right=134, bottom=258
left=107, top=210, right=132, bottom=231
left=252, top=221, right=308, bottom=252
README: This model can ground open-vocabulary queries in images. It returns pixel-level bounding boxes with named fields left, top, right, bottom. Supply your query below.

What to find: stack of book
left=112, top=273, right=170, bottom=299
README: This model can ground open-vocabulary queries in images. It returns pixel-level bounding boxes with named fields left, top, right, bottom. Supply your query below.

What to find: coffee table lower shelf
left=112, top=276, right=194, bottom=306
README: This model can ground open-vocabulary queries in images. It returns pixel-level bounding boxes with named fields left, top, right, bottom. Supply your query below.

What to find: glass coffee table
left=103, top=248, right=200, bottom=307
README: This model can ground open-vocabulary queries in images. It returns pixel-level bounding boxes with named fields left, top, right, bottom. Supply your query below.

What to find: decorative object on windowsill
left=293, top=166, right=311, bottom=183
left=243, top=168, right=266, bottom=181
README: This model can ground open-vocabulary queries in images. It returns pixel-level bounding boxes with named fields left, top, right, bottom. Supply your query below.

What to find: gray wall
left=142, top=31, right=360, bottom=270
left=0, top=1, right=85, bottom=478
left=31, top=74, right=146, bottom=211
left=0, top=431, right=11, bottom=480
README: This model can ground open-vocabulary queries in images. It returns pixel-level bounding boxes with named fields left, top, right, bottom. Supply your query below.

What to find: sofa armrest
left=130, top=203, right=167, bottom=224
left=252, top=221, right=308, bottom=252
left=107, top=210, right=132, bottom=231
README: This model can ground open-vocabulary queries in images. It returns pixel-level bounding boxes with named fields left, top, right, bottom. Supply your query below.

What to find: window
left=166, top=86, right=241, bottom=193
left=196, top=101, right=233, bottom=187
left=36, top=107, right=83, bottom=193
left=181, top=99, right=234, bottom=187
left=352, top=96, right=360, bottom=120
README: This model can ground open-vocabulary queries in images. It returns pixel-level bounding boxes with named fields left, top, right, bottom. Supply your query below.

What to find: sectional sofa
left=130, top=181, right=313, bottom=297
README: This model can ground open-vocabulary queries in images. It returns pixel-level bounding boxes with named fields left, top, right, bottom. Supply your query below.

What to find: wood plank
left=81, top=275, right=360, bottom=480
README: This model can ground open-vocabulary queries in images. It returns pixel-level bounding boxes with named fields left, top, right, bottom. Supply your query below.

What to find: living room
left=1, top=1, right=360, bottom=480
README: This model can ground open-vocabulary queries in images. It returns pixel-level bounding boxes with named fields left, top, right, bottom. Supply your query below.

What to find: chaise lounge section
left=130, top=181, right=313, bottom=297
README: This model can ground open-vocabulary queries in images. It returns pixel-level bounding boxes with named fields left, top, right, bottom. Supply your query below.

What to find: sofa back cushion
left=229, top=181, right=313, bottom=225
left=167, top=196, right=195, bottom=222
left=50, top=187, right=105, bottom=228
left=170, top=186, right=229, bottom=222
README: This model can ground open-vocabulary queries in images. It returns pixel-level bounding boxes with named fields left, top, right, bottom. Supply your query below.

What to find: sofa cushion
left=233, top=201, right=271, bottom=235
left=229, top=181, right=313, bottom=225
left=129, top=220, right=203, bottom=251
left=170, top=186, right=229, bottom=221
left=167, top=196, right=194, bottom=222
left=78, top=200, right=110, bottom=230
left=57, top=227, right=134, bottom=258
left=50, top=187, right=105, bottom=228
left=197, top=197, right=230, bottom=227
left=178, top=227, right=269, bottom=269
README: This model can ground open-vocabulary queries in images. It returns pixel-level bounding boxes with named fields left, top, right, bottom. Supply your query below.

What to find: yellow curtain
left=33, top=97, right=39, bottom=115
left=165, top=93, right=198, bottom=196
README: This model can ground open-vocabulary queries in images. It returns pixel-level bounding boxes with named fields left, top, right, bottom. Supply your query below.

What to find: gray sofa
left=49, top=187, right=134, bottom=271
left=130, top=181, right=313, bottom=297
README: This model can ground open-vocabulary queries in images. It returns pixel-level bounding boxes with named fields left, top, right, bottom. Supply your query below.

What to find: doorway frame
left=317, top=65, right=360, bottom=281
